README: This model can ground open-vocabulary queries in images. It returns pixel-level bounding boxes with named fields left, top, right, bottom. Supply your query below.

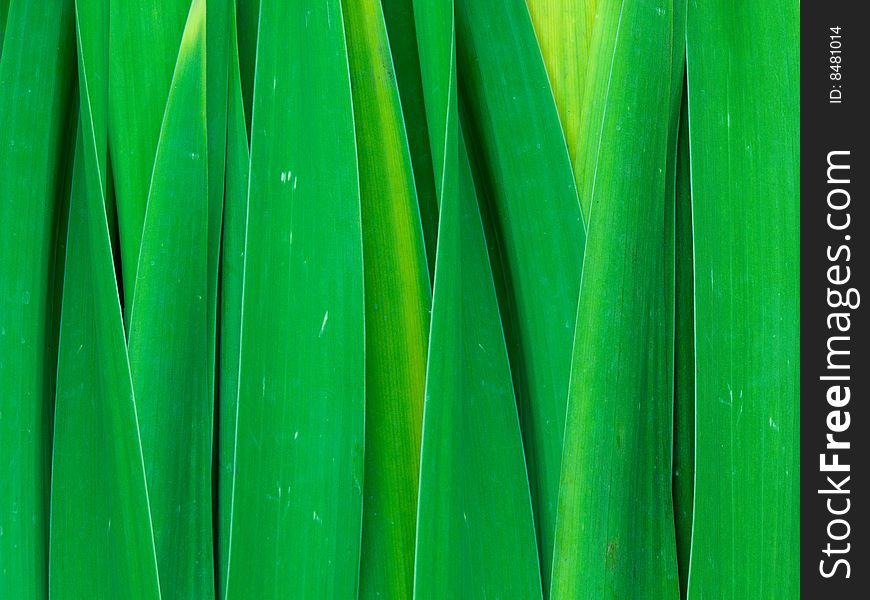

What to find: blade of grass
left=49, top=116, right=162, bottom=600
left=342, top=1, right=431, bottom=598
left=224, top=1, right=365, bottom=596
left=381, top=0, right=440, bottom=273
left=456, top=0, right=585, bottom=587
left=0, top=1, right=76, bottom=596
left=109, top=0, right=189, bottom=303
left=413, top=126, right=544, bottom=598
left=685, top=0, right=799, bottom=595
left=125, top=2, right=213, bottom=597
left=217, top=1, right=249, bottom=595
left=551, top=2, right=681, bottom=598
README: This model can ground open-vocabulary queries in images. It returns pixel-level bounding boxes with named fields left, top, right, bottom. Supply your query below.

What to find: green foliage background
left=0, top=0, right=798, bottom=598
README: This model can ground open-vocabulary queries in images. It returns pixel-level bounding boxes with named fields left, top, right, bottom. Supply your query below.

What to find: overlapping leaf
left=457, top=0, right=585, bottom=586
left=551, top=2, right=682, bottom=598
left=342, top=2, right=431, bottom=598
left=685, top=0, right=799, bottom=595
left=217, top=1, right=249, bottom=594
left=108, top=0, right=189, bottom=301
left=0, top=2, right=76, bottom=596
left=382, top=0, right=440, bottom=271
left=671, top=84, right=694, bottom=597
left=125, top=2, right=213, bottom=597
left=414, top=128, right=544, bottom=598
left=525, top=0, right=596, bottom=168
left=224, top=2, right=365, bottom=596
left=50, top=127, right=162, bottom=600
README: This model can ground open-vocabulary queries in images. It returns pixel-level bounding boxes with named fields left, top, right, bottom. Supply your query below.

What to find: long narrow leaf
left=456, top=0, right=585, bottom=585
left=551, top=2, right=681, bottom=597
left=414, top=127, right=544, bottom=598
left=381, top=0, right=440, bottom=272
left=685, top=0, right=800, bottom=595
left=224, top=1, right=365, bottom=596
left=108, top=0, right=189, bottom=301
left=0, top=2, right=76, bottom=596
left=343, top=1, right=431, bottom=598
left=49, top=122, right=162, bottom=600
left=206, top=0, right=231, bottom=407
left=412, top=0, right=456, bottom=204
left=217, top=1, right=249, bottom=594
left=671, top=82, right=694, bottom=597
left=125, top=2, right=213, bottom=597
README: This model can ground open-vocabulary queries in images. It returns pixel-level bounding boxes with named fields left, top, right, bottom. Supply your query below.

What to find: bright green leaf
left=0, top=2, right=76, bottom=595
left=552, top=2, right=682, bottom=598
left=457, top=0, right=585, bottom=586
left=342, top=1, right=431, bottom=598
left=217, top=1, right=249, bottom=595
left=685, top=0, right=799, bottom=595
left=125, top=2, right=214, bottom=597
left=224, top=1, right=365, bottom=596
left=108, top=0, right=189, bottom=302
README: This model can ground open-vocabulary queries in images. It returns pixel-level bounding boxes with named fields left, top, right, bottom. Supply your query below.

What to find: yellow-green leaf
left=342, top=1, right=431, bottom=598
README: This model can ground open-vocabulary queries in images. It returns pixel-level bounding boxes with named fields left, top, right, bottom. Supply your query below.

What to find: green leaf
left=662, top=4, right=688, bottom=593
left=125, top=2, right=213, bottom=597
left=551, top=2, right=682, bottom=598
left=49, top=122, right=162, bottom=600
left=342, top=1, right=431, bottom=598
left=217, top=1, right=249, bottom=595
left=51, top=4, right=161, bottom=596
left=456, top=0, right=585, bottom=586
left=685, top=0, right=799, bottom=595
left=382, top=0, right=440, bottom=273
left=0, top=1, right=76, bottom=595
left=525, top=0, right=596, bottom=167
left=414, top=126, right=544, bottom=598
left=571, top=0, right=624, bottom=219
left=409, top=1, right=461, bottom=592
left=412, top=0, right=456, bottom=204
left=108, top=0, right=189, bottom=302
left=224, top=1, right=365, bottom=596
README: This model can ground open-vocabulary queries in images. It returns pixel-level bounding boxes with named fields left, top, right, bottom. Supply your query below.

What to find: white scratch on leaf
left=319, top=311, right=329, bottom=337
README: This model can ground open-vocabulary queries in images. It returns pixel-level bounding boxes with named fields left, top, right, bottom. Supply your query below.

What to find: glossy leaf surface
left=0, top=2, right=75, bottom=595
left=343, top=1, right=431, bottom=598
left=125, top=2, right=213, bottom=597
left=685, top=0, right=800, bottom=595
left=457, top=0, right=585, bottom=584
left=224, top=1, right=365, bottom=596
left=552, top=2, right=681, bottom=598
left=414, top=123, right=543, bottom=600
left=108, top=0, right=188, bottom=300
